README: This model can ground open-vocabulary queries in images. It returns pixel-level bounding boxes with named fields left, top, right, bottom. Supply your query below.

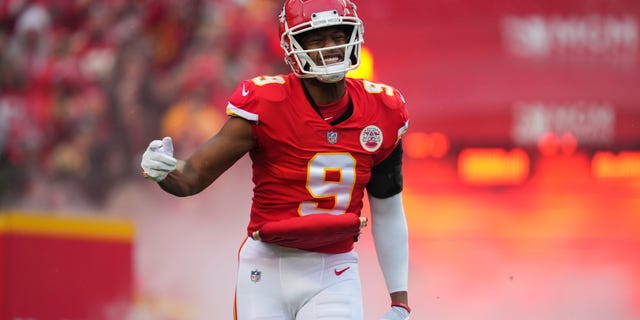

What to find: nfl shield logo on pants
left=251, top=269, right=261, bottom=283
left=327, top=131, right=338, bottom=144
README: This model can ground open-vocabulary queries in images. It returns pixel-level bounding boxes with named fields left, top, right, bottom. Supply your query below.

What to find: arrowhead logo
left=334, top=266, right=350, bottom=276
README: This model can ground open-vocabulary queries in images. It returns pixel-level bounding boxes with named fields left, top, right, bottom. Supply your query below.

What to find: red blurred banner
left=358, top=0, right=640, bottom=149
left=0, top=212, right=133, bottom=320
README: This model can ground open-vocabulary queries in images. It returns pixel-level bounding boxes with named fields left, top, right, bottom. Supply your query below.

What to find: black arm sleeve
left=366, top=141, right=404, bottom=199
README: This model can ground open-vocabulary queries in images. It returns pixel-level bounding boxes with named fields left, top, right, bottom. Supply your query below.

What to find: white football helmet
left=279, top=0, right=364, bottom=83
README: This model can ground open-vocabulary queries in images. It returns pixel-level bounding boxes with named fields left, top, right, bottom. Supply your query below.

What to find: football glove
left=141, top=137, right=177, bottom=182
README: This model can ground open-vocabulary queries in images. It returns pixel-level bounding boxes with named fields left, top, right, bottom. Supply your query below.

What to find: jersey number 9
left=299, top=153, right=356, bottom=216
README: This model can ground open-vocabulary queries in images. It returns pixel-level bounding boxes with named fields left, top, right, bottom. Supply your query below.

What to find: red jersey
left=226, top=74, right=409, bottom=253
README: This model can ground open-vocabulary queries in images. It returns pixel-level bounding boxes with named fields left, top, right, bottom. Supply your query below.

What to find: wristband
left=391, top=302, right=411, bottom=313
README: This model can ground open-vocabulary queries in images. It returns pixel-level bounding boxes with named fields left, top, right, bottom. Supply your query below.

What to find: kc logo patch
left=250, top=269, right=261, bottom=283
left=360, top=125, right=383, bottom=152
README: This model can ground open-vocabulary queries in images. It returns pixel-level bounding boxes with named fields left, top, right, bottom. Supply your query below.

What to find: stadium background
left=1, top=0, right=639, bottom=319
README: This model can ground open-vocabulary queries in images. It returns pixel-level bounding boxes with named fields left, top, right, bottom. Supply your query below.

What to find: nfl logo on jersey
left=327, top=131, right=338, bottom=144
left=251, top=269, right=261, bottom=283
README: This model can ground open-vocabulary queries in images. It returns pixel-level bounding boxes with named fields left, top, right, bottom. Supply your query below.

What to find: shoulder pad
left=248, top=75, right=289, bottom=102
left=227, top=75, right=291, bottom=123
left=357, top=79, right=406, bottom=110
left=351, top=78, right=409, bottom=142
left=229, top=75, right=289, bottom=105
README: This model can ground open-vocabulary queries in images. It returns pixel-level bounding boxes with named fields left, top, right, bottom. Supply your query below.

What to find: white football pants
left=235, top=238, right=363, bottom=320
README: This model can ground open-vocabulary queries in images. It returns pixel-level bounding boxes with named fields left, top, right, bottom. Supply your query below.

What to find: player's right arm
left=142, top=116, right=254, bottom=197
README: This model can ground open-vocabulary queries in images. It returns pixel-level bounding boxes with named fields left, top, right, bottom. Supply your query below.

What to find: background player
left=141, top=0, right=410, bottom=319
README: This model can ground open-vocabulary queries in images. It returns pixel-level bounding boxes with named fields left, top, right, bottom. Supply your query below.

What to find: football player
left=141, top=0, right=411, bottom=319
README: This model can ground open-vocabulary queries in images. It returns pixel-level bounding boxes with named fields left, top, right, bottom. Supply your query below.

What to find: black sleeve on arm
left=366, top=141, right=404, bottom=199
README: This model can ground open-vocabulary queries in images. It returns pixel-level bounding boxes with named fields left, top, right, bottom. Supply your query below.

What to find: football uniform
left=227, top=74, right=409, bottom=253
left=229, top=74, right=408, bottom=320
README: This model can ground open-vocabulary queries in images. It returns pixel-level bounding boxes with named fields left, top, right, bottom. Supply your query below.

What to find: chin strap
left=311, top=62, right=348, bottom=83
left=316, top=72, right=346, bottom=83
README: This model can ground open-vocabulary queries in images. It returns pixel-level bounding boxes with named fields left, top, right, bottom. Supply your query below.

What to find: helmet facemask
left=281, top=8, right=364, bottom=83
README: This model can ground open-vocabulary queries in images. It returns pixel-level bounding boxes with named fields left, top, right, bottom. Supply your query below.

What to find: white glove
left=381, top=306, right=410, bottom=320
left=141, top=137, right=177, bottom=182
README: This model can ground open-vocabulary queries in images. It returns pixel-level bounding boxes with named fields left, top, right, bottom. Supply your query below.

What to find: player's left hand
left=380, top=306, right=410, bottom=320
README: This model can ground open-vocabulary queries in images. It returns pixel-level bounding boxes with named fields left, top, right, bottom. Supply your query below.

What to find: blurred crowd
left=0, top=0, right=287, bottom=209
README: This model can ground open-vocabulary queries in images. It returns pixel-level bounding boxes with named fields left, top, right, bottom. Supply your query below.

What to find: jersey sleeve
left=226, top=76, right=289, bottom=124
left=226, top=79, right=260, bottom=123
left=367, top=85, right=408, bottom=197
left=367, top=82, right=409, bottom=166
left=386, top=87, right=409, bottom=145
